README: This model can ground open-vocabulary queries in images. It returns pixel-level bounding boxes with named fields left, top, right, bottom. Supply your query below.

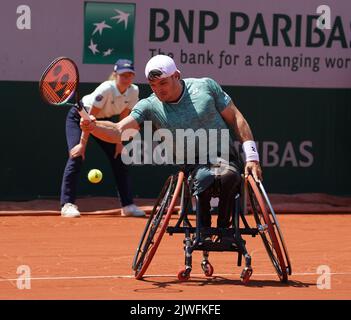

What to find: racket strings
left=40, top=59, right=78, bottom=105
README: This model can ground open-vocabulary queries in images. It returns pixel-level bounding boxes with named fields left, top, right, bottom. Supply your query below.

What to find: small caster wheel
left=177, top=268, right=191, bottom=281
left=201, top=261, right=214, bottom=277
left=240, top=266, right=253, bottom=285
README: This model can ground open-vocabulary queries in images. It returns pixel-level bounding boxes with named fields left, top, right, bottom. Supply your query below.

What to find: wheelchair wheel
left=240, top=266, right=253, bottom=285
left=177, top=268, right=191, bottom=281
left=201, top=261, right=214, bottom=277
left=246, top=175, right=290, bottom=283
left=133, top=172, right=184, bottom=280
left=257, top=179, right=292, bottom=277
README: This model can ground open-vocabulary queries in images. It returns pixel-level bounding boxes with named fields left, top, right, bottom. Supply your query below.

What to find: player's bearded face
left=149, top=75, right=178, bottom=102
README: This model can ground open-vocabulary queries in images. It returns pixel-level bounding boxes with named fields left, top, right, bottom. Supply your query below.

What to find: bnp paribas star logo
left=83, top=2, right=135, bottom=64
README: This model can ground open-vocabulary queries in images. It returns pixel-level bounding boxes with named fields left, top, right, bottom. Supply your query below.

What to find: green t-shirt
left=130, top=77, right=241, bottom=166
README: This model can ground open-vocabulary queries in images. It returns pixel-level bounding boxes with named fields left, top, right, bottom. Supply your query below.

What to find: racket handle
left=76, top=101, right=91, bottom=121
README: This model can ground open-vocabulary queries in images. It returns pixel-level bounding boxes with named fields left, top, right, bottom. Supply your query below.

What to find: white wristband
left=242, top=140, right=259, bottom=162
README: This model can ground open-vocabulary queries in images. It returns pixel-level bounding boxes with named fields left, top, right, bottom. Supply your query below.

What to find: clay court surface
left=0, top=198, right=350, bottom=300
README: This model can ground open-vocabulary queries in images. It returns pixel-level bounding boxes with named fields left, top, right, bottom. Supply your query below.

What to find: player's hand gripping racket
left=39, top=57, right=90, bottom=120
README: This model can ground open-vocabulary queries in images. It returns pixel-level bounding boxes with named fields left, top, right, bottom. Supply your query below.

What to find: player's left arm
left=220, top=101, right=263, bottom=181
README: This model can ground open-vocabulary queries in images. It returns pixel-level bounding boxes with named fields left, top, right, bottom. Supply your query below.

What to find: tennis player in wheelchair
left=80, top=54, right=262, bottom=227
left=80, top=55, right=267, bottom=282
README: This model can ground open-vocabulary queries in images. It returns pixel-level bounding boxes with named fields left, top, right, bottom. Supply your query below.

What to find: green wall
left=1, top=81, right=350, bottom=200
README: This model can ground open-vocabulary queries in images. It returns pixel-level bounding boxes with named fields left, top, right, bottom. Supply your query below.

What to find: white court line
left=0, top=272, right=351, bottom=282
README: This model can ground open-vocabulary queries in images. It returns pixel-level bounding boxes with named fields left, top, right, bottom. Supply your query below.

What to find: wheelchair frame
left=132, top=171, right=292, bottom=284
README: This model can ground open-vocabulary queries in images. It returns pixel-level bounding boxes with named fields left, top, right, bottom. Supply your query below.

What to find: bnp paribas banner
left=1, top=0, right=350, bottom=88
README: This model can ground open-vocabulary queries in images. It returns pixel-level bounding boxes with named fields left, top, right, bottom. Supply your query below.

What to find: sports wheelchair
left=132, top=170, right=292, bottom=284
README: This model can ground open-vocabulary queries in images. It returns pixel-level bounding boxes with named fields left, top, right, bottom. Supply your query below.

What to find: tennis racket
left=39, top=56, right=90, bottom=120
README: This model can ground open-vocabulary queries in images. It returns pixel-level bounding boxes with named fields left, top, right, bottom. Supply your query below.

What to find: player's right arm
left=70, top=106, right=100, bottom=159
left=70, top=82, right=111, bottom=158
left=81, top=98, right=149, bottom=143
left=80, top=115, right=140, bottom=144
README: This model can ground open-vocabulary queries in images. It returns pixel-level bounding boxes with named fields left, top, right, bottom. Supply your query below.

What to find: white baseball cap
left=145, top=55, right=180, bottom=80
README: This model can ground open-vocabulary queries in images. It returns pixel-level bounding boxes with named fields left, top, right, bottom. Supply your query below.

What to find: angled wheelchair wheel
left=257, top=180, right=292, bottom=277
left=133, top=172, right=184, bottom=280
left=246, top=175, right=291, bottom=283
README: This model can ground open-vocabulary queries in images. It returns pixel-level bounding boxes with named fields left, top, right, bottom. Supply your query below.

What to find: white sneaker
left=61, top=203, right=81, bottom=218
left=121, top=204, right=146, bottom=217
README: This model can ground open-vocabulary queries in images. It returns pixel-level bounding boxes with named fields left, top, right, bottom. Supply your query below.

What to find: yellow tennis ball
left=88, top=169, right=103, bottom=184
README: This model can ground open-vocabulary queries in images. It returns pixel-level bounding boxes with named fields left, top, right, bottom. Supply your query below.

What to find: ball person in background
left=60, top=59, right=145, bottom=218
